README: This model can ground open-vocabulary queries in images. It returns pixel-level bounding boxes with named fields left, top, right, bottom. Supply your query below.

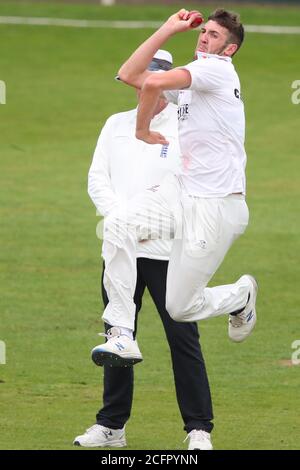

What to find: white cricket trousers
left=102, top=174, right=251, bottom=330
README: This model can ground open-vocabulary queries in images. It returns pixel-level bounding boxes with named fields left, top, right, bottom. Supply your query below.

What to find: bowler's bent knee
left=166, top=290, right=206, bottom=323
left=166, top=300, right=186, bottom=322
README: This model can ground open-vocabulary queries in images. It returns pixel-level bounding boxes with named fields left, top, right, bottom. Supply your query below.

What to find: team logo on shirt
left=234, top=88, right=242, bottom=100
left=160, top=144, right=169, bottom=158
left=147, top=184, right=160, bottom=192
left=178, top=104, right=189, bottom=121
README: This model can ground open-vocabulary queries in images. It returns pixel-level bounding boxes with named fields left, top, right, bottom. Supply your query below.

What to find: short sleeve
left=181, top=59, right=225, bottom=92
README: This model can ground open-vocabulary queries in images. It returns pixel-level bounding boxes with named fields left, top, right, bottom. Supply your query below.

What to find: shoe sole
left=92, top=349, right=143, bottom=367
left=189, top=447, right=213, bottom=451
left=73, top=439, right=127, bottom=448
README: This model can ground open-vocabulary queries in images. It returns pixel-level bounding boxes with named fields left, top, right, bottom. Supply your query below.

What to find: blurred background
left=0, top=0, right=300, bottom=450
left=6, top=0, right=300, bottom=4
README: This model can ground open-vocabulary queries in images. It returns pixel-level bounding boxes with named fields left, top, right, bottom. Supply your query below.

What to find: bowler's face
left=195, top=20, right=231, bottom=56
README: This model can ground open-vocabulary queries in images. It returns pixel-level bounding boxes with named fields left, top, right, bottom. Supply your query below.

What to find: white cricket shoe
left=91, top=327, right=143, bottom=367
left=184, top=430, right=213, bottom=450
left=228, top=274, right=258, bottom=343
left=73, top=424, right=126, bottom=448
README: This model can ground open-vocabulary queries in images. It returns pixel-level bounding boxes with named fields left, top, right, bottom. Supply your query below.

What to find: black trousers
left=96, top=258, right=213, bottom=433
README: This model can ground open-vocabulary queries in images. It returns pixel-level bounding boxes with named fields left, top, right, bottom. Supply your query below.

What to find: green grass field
left=0, top=1, right=300, bottom=450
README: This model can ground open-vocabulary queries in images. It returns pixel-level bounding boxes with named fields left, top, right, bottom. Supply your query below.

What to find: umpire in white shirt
left=74, top=51, right=213, bottom=450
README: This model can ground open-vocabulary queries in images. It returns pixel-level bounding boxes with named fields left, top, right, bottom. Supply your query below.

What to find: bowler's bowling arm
left=136, top=68, right=191, bottom=145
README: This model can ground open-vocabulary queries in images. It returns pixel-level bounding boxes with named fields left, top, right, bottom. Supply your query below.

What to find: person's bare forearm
left=136, top=68, right=192, bottom=146
left=118, top=9, right=200, bottom=88
left=136, top=81, right=164, bottom=143
left=118, top=25, right=174, bottom=86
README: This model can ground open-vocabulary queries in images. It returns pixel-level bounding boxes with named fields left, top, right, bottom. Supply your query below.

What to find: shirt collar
left=196, top=51, right=232, bottom=63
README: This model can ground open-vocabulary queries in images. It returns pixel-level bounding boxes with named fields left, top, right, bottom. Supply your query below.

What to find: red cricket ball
left=188, top=11, right=203, bottom=29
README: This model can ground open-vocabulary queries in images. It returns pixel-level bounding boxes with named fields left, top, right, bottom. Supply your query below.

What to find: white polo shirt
left=165, top=52, right=247, bottom=198
left=88, top=103, right=181, bottom=260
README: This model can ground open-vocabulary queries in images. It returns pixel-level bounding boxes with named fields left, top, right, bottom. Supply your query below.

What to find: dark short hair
left=208, top=9, right=244, bottom=54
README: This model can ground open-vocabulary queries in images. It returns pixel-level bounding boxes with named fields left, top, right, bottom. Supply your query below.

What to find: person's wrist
left=158, top=23, right=176, bottom=38
left=136, top=128, right=148, bottom=139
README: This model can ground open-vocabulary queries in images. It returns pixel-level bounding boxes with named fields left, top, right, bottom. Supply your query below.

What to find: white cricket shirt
left=165, top=52, right=247, bottom=198
left=88, top=103, right=181, bottom=260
